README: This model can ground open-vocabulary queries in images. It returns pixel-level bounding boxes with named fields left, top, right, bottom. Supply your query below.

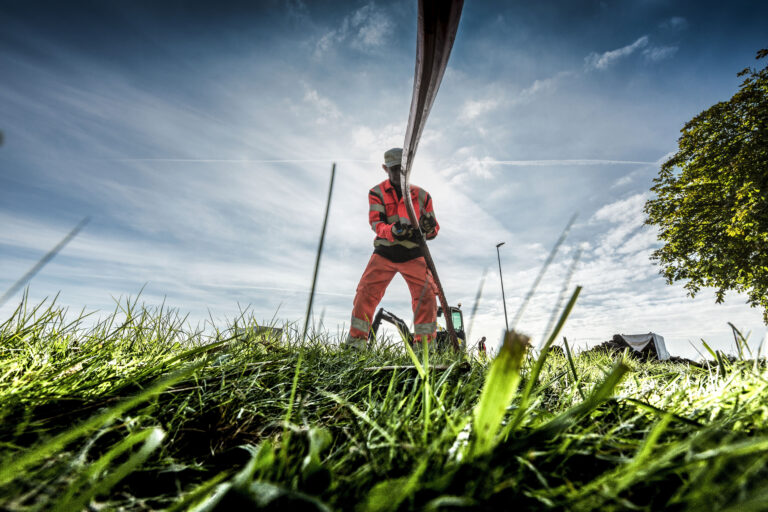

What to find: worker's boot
left=342, top=336, right=367, bottom=351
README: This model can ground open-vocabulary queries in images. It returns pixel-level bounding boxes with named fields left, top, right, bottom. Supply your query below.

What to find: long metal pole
left=496, top=242, right=509, bottom=332
left=302, top=163, right=335, bottom=342
left=400, top=0, right=464, bottom=351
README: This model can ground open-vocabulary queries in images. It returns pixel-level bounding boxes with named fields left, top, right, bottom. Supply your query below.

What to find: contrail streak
left=111, top=158, right=377, bottom=163
left=109, top=158, right=654, bottom=166
left=477, top=159, right=655, bottom=166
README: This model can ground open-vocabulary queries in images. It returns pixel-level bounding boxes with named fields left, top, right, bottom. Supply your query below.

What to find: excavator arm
left=368, top=308, right=414, bottom=345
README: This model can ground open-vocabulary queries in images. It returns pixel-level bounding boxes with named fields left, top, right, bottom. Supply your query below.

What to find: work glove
left=419, top=215, right=437, bottom=235
left=391, top=222, right=417, bottom=241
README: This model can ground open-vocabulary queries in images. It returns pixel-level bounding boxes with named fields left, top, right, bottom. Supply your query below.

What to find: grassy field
left=1, top=294, right=768, bottom=511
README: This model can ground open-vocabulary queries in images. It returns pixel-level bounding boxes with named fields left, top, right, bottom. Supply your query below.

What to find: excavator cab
left=436, top=304, right=466, bottom=352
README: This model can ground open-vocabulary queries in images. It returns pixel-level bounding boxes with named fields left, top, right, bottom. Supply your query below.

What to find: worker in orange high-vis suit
left=343, top=147, right=439, bottom=351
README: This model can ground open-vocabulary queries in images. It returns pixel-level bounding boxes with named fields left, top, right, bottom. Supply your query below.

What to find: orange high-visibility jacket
left=368, top=179, right=439, bottom=262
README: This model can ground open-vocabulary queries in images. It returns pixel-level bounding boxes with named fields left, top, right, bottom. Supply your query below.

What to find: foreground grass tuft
left=1, top=296, right=768, bottom=511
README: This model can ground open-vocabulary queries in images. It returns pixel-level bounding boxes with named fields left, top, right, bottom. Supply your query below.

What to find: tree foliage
left=645, top=50, right=768, bottom=322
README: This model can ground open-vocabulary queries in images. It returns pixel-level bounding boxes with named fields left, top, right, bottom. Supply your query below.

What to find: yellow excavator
left=367, top=304, right=466, bottom=352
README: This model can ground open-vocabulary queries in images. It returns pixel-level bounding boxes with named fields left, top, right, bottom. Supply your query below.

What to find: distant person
left=478, top=336, right=486, bottom=355
left=343, top=147, right=439, bottom=350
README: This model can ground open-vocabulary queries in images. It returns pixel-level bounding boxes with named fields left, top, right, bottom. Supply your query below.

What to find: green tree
left=645, top=50, right=768, bottom=322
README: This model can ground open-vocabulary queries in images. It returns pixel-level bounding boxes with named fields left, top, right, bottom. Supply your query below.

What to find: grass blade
left=58, top=427, right=165, bottom=511
left=510, top=286, right=581, bottom=431
left=534, top=362, right=629, bottom=437
left=0, top=363, right=199, bottom=486
left=563, top=336, right=585, bottom=400
left=469, top=330, right=528, bottom=458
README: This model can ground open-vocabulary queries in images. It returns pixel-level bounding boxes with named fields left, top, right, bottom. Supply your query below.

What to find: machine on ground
left=367, top=304, right=466, bottom=352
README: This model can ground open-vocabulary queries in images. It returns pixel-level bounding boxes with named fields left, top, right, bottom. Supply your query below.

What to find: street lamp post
left=496, top=242, right=509, bottom=332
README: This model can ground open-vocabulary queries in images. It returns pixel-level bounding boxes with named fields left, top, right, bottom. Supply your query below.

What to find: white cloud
left=446, top=156, right=497, bottom=184
left=655, top=151, right=677, bottom=166
left=591, top=193, right=650, bottom=258
left=521, top=77, right=557, bottom=96
left=472, top=159, right=654, bottom=167
left=303, top=86, right=342, bottom=123
left=616, top=228, right=658, bottom=255
left=314, top=2, right=393, bottom=57
left=3, top=11, right=766, bottom=361
left=350, top=122, right=403, bottom=161
left=351, top=125, right=376, bottom=147
left=286, top=0, right=309, bottom=21
left=611, top=174, right=634, bottom=188
left=660, top=16, right=688, bottom=31
left=466, top=157, right=496, bottom=179
left=315, top=31, right=337, bottom=56
left=643, top=45, right=678, bottom=62
left=552, top=192, right=767, bottom=359
left=585, top=36, right=649, bottom=70
left=519, top=71, right=574, bottom=98
left=592, top=193, right=648, bottom=224
left=349, top=3, right=392, bottom=50
left=584, top=36, right=676, bottom=69
left=459, top=98, right=500, bottom=121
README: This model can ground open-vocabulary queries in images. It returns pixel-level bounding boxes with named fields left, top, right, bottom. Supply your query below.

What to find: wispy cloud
left=2, top=2, right=766, bottom=358
left=444, top=155, right=497, bottom=184
left=303, top=86, right=342, bottom=123
left=349, top=122, right=405, bottom=161
left=592, top=193, right=648, bottom=224
left=643, top=45, right=678, bottom=62
left=660, top=16, right=688, bottom=31
left=286, top=0, right=309, bottom=21
left=585, top=36, right=678, bottom=69
left=110, top=158, right=376, bottom=163
left=472, top=159, right=655, bottom=166
left=519, top=71, right=574, bottom=98
left=551, top=192, right=766, bottom=358
left=315, top=2, right=393, bottom=57
left=454, top=71, right=574, bottom=129
left=459, top=98, right=500, bottom=122
left=585, top=36, right=649, bottom=70
left=610, top=174, right=635, bottom=189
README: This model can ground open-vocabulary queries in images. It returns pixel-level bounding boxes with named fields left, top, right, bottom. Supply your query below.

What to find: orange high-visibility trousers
left=348, top=254, right=437, bottom=344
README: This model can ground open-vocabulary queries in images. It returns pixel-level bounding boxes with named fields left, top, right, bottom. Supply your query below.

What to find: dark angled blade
left=399, top=0, right=464, bottom=351
left=402, top=0, right=464, bottom=179
left=539, top=247, right=582, bottom=350
left=302, top=164, right=336, bottom=342
left=0, top=216, right=90, bottom=308
left=510, top=212, right=578, bottom=333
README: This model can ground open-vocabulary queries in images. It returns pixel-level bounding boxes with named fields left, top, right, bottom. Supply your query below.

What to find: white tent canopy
left=616, top=333, right=670, bottom=360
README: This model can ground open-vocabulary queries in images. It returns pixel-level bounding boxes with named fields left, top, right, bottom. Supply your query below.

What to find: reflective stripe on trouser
left=349, top=254, right=437, bottom=343
left=351, top=316, right=370, bottom=333
left=414, top=322, right=436, bottom=335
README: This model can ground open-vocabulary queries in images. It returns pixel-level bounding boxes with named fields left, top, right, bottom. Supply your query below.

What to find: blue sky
left=1, top=0, right=767, bottom=357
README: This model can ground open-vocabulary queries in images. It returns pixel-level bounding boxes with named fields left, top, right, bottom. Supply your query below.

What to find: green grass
left=1, top=294, right=768, bottom=511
